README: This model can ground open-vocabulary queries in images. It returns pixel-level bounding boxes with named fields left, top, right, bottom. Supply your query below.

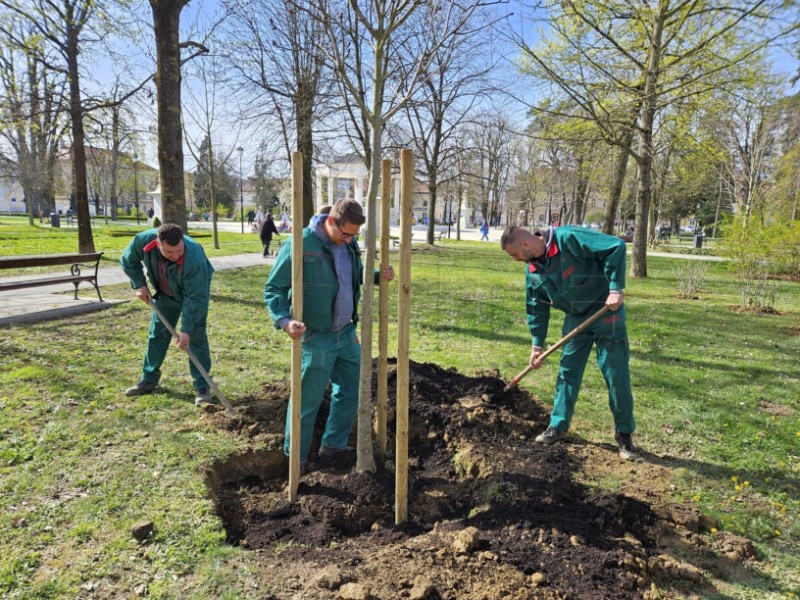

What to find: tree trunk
left=630, top=6, right=666, bottom=279
left=151, top=0, right=189, bottom=231
left=356, top=116, right=382, bottom=474
left=426, top=178, right=438, bottom=244
left=67, top=30, right=94, bottom=253
left=603, top=129, right=635, bottom=235
left=355, top=31, right=388, bottom=473
left=297, top=91, right=315, bottom=225
left=207, top=139, right=220, bottom=249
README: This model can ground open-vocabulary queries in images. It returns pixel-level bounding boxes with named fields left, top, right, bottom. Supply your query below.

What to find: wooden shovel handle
left=504, top=305, right=611, bottom=391
left=149, top=302, right=237, bottom=415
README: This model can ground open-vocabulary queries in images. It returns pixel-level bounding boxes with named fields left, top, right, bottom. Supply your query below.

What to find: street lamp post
left=237, top=147, right=244, bottom=234
left=133, top=152, right=139, bottom=225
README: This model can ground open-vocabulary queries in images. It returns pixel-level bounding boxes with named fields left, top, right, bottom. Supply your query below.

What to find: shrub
left=719, top=218, right=779, bottom=309
left=767, top=221, right=800, bottom=278
left=152, top=216, right=161, bottom=228
left=674, top=261, right=709, bottom=299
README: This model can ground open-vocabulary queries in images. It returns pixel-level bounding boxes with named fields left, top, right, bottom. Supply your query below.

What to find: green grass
left=0, top=216, right=263, bottom=267
left=0, top=238, right=798, bottom=598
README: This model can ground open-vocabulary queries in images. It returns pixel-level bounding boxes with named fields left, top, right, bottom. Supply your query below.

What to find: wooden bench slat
left=0, top=252, right=104, bottom=302
left=0, top=253, right=103, bottom=270
left=0, top=275, right=98, bottom=292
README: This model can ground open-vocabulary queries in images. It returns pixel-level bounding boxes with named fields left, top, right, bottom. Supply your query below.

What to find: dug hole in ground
left=202, top=360, right=757, bottom=600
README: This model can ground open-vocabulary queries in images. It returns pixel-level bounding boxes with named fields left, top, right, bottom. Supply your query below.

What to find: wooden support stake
left=288, top=151, right=304, bottom=502
left=377, top=159, right=391, bottom=453
left=395, top=149, right=413, bottom=524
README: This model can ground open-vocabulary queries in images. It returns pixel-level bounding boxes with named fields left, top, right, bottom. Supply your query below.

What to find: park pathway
left=0, top=252, right=271, bottom=326
left=0, top=228, right=723, bottom=326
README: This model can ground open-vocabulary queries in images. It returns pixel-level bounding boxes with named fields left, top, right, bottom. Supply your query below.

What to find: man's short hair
left=330, top=199, right=365, bottom=226
left=157, top=223, right=184, bottom=246
left=500, top=225, right=528, bottom=250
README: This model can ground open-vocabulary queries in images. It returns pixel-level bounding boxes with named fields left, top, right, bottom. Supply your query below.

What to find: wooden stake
left=288, top=152, right=303, bottom=502
left=395, top=150, right=413, bottom=524
left=377, top=159, right=391, bottom=453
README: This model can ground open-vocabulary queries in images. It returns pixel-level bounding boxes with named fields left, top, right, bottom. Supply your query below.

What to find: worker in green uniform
left=120, top=223, right=215, bottom=406
left=264, top=199, right=394, bottom=469
left=501, top=225, right=638, bottom=460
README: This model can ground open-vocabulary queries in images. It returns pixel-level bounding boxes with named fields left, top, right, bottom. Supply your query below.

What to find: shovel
left=503, top=305, right=611, bottom=392
left=150, top=302, right=242, bottom=418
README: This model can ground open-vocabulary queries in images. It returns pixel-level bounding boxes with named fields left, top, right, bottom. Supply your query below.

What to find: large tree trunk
left=151, top=0, right=189, bottom=231
left=630, top=7, right=666, bottom=279
left=67, top=30, right=94, bottom=253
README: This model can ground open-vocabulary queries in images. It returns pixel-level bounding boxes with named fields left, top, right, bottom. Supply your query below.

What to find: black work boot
left=615, top=431, right=639, bottom=461
left=125, top=380, right=157, bottom=396
left=535, top=426, right=567, bottom=444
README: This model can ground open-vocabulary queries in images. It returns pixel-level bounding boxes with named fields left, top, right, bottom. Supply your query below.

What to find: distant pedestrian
left=247, top=209, right=255, bottom=227
left=480, top=221, right=489, bottom=241
left=255, top=209, right=264, bottom=231
left=259, top=213, right=279, bottom=257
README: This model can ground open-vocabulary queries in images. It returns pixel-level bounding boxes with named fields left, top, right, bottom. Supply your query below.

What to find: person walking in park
left=500, top=225, right=638, bottom=461
left=480, top=221, right=489, bottom=241
left=259, top=212, right=279, bottom=257
left=264, top=199, right=394, bottom=468
left=120, top=223, right=216, bottom=406
left=247, top=209, right=255, bottom=228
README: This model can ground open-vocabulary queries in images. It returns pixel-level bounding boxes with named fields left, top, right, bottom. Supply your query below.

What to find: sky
left=82, top=0, right=799, bottom=180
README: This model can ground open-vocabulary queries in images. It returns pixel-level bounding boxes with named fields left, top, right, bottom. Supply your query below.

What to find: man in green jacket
left=120, top=223, right=215, bottom=406
left=264, top=199, right=394, bottom=467
left=501, top=225, right=638, bottom=460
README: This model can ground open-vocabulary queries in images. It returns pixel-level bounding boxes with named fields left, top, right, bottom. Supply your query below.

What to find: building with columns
left=313, top=155, right=477, bottom=229
left=314, top=155, right=403, bottom=226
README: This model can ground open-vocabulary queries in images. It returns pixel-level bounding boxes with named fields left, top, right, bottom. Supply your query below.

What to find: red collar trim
left=528, top=239, right=559, bottom=273
left=143, top=238, right=184, bottom=266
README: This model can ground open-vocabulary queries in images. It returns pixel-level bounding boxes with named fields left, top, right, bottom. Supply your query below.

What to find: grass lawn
left=0, top=216, right=263, bottom=269
left=0, top=238, right=798, bottom=598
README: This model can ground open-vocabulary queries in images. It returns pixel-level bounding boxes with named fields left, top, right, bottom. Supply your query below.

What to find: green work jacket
left=264, top=227, right=372, bottom=333
left=120, top=229, right=214, bottom=334
left=526, top=226, right=626, bottom=347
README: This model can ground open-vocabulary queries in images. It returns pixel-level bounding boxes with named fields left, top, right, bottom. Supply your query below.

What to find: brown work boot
left=125, top=380, right=157, bottom=396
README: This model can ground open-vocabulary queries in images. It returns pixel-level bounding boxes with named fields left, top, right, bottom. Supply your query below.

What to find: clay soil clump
left=205, top=361, right=745, bottom=599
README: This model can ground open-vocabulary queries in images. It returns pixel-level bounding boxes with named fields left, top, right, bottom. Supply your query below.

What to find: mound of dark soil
left=204, top=361, right=749, bottom=599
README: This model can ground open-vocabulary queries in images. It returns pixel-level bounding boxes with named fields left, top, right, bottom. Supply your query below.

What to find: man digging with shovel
left=501, top=225, right=638, bottom=461
left=120, top=223, right=216, bottom=406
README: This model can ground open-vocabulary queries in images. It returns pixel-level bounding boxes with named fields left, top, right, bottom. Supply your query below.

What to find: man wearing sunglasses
left=264, top=199, right=394, bottom=469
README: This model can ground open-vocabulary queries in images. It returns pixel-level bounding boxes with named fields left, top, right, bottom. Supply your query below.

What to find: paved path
left=0, top=228, right=723, bottom=326
left=0, top=252, right=272, bottom=326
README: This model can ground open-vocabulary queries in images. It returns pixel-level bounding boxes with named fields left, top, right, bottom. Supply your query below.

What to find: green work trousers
left=141, top=295, right=211, bottom=391
left=549, top=305, right=635, bottom=434
left=284, top=324, right=360, bottom=459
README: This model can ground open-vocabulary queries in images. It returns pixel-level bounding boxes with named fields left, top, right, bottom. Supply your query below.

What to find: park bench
left=0, top=252, right=105, bottom=302
left=390, top=231, right=445, bottom=249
